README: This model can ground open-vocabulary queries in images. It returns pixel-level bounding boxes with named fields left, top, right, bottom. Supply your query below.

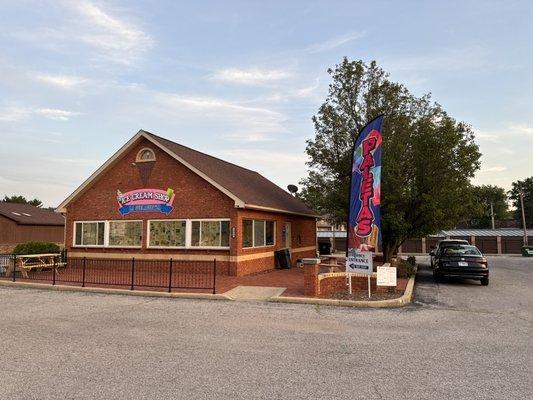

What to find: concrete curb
left=269, top=267, right=417, bottom=308
left=0, top=280, right=232, bottom=301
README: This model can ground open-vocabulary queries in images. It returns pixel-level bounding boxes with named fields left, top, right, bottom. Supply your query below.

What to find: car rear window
left=441, top=245, right=481, bottom=256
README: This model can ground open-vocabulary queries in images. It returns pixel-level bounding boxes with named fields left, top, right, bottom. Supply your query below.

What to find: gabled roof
left=57, top=130, right=318, bottom=217
left=0, top=202, right=65, bottom=226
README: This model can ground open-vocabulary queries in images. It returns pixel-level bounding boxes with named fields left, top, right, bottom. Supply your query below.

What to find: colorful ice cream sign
left=117, top=188, right=175, bottom=215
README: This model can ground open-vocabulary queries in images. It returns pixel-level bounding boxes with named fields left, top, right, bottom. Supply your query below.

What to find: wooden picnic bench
left=6, top=253, right=65, bottom=279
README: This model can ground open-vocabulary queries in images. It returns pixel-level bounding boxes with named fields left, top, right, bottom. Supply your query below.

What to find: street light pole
left=519, top=191, right=528, bottom=246
left=490, top=202, right=495, bottom=230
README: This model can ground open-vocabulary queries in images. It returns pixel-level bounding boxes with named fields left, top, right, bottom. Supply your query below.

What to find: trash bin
left=318, top=241, right=332, bottom=255
left=275, top=248, right=292, bottom=269
left=521, top=246, right=533, bottom=257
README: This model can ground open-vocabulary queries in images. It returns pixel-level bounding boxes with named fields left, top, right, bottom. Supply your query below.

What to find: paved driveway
left=0, top=256, right=531, bottom=399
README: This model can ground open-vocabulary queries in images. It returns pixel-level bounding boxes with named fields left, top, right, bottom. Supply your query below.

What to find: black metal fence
left=0, top=253, right=216, bottom=294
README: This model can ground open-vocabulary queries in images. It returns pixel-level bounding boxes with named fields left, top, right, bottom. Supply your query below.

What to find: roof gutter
left=243, top=204, right=320, bottom=218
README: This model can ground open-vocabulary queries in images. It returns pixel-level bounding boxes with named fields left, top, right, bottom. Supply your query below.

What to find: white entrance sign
left=346, top=250, right=373, bottom=275
left=377, top=266, right=397, bottom=287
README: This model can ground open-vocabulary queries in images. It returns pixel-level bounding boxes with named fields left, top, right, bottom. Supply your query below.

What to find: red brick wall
left=233, top=209, right=316, bottom=275
left=318, top=275, right=406, bottom=298
left=65, top=138, right=234, bottom=265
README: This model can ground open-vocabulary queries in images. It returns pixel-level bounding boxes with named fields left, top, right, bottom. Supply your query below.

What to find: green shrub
left=12, top=242, right=60, bottom=255
left=393, top=257, right=417, bottom=278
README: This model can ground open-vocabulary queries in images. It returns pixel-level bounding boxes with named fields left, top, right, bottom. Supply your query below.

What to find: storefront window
left=108, top=221, right=142, bottom=247
left=243, top=220, right=275, bottom=248
left=149, top=220, right=186, bottom=247
left=265, top=221, right=275, bottom=246
left=243, top=220, right=253, bottom=248
left=254, top=220, right=265, bottom=246
left=191, top=220, right=230, bottom=247
left=75, top=222, right=105, bottom=246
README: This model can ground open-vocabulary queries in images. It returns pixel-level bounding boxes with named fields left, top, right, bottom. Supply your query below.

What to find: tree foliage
left=300, top=58, right=481, bottom=260
left=508, top=177, right=533, bottom=228
left=2, top=195, right=43, bottom=208
left=464, top=185, right=509, bottom=228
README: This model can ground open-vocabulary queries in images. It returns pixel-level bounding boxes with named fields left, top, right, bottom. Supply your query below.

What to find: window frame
left=73, top=218, right=232, bottom=250
left=147, top=219, right=188, bottom=249
left=189, top=218, right=231, bottom=250
left=106, top=220, right=143, bottom=249
left=73, top=221, right=106, bottom=248
left=136, top=147, right=156, bottom=162
left=242, top=219, right=276, bottom=249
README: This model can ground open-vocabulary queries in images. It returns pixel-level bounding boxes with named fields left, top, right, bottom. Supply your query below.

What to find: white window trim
left=147, top=219, right=187, bottom=249
left=73, top=220, right=143, bottom=249
left=73, top=221, right=106, bottom=248
left=73, top=219, right=231, bottom=250
left=189, top=219, right=231, bottom=250
left=136, top=147, right=156, bottom=162
left=243, top=220, right=276, bottom=249
left=107, top=220, right=143, bottom=249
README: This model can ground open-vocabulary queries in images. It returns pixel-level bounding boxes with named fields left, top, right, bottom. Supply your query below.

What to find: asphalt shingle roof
left=144, top=131, right=317, bottom=217
left=0, top=202, right=65, bottom=226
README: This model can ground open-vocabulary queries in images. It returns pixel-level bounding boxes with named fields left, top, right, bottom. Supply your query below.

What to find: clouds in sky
left=305, top=31, right=365, bottom=54
left=210, top=68, right=293, bottom=86
left=35, top=73, right=88, bottom=89
left=71, top=1, right=153, bottom=65
left=12, top=0, right=152, bottom=67
left=0, top=0, right=532, bottom=206
left=0, top=106, right=80, bottom=122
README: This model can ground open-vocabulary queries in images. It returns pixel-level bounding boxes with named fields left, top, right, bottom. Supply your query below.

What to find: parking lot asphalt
left=0, top=256, right=531, bottom=399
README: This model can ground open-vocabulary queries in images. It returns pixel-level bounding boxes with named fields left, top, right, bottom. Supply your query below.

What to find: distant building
left=0, top=203, right=65, bottom=253
left=318, top=228, right=531, bottom=255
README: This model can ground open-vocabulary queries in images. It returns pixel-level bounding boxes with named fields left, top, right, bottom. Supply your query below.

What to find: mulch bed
left=329, top=290, right=402, bottom=301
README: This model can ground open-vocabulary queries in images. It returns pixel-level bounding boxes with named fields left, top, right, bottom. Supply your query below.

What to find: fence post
left=12, top=254, right=16, bottom=282
left=168, top=258, right=173, bottom=293
left=213, top=258, right=216, bottom=295
left=82, top=257, right=86, bottom=287
left=53, top=256, right=56, bottom=285
left=130, top=257, right=135, bottom=291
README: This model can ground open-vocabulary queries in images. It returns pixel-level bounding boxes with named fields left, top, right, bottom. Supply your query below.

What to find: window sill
left=242, top=244, right=276, bottom=250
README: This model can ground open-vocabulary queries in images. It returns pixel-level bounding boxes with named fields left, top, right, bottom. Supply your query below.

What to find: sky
left=0, top=0, right=532, bottom=208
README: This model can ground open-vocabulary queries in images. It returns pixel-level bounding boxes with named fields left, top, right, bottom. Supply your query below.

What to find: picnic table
left=6, top=253, right=65, bottom=278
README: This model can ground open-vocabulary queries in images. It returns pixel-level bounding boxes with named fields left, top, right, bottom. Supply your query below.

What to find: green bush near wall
left=12, top=242, right=60, bottom=255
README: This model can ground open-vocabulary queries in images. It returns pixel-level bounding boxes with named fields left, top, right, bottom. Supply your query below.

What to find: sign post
left=345, top=115, right=384, bottom=299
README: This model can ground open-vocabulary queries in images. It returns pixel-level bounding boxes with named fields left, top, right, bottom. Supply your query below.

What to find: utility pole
left=490, top=202, right=495, bottom=230
left=520, top=191, right=528, bottom=246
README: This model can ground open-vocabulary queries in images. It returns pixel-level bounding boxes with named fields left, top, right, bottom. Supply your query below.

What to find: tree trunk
left=382, top=240, right=400, bottom=262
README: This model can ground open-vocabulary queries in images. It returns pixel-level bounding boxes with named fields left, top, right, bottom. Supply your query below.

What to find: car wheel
left=481, top=277, right=489, bottom=286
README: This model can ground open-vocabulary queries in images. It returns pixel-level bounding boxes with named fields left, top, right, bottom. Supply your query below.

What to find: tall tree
left=300, top=58, right=481, bottom=260
left=465, top=185, right=509, bottom=228
left=2, top=195, right=43, bottom=208
left=508, top=177, right=533, bottom=228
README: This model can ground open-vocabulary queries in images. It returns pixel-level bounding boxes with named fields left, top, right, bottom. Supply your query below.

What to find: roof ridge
left=141, top=130, right=261, bottom=175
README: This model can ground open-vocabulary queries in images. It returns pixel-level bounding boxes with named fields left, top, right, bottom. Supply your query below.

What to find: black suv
left=433, top=244, right=489, bottom=286
left=429, top=239, right=469, bottom=268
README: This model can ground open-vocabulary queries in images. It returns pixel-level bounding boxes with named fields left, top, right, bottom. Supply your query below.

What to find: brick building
left=0, top=202, right=65, bottom=253
left=56, top=130, right=318, bottom=276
